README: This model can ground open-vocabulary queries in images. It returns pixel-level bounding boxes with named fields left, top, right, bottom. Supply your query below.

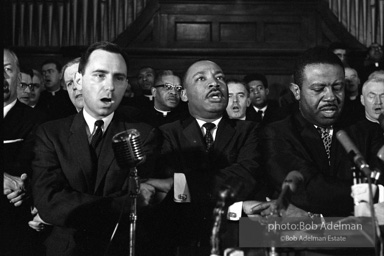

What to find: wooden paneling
left=175, top=22, right=212, bottom=42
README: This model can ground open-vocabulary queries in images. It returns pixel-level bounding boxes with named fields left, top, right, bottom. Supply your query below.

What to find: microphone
left=276, top=171, right=304, bottom=212
left=378, top=114, right=384, bottom=131
left=378, top=145, right=384, bottom=163
left=112, top=129, right=146, bottom=169
left=217, top=177, right=243, bottom=203
left=336, top=130, right=371, bottom=177
left=111, top=129, right=146, bottom=256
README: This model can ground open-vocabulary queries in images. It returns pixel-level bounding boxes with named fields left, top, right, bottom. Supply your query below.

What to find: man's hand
left=142, top=178, right=173, bottom=204
left=243, top=200, right=278, bottom=217
left=138, top=182, right=156, bottom=207
left=28, top=207, right=51, bottom=232
left=144, top=178, right=174, bottom=193
left=4, top=173, right=28, bottom=207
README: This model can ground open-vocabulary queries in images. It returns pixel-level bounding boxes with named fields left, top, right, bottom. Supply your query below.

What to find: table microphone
left=336, top=130, right=371, bottom=177
left=378, top=145, right=384, bottom=163
left=276, top=171, right=303, bottom=212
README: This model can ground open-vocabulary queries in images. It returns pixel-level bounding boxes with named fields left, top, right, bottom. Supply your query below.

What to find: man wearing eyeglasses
left=17, top=68, right=45, bottom=109
left=141, top=70, right=187, bottom=127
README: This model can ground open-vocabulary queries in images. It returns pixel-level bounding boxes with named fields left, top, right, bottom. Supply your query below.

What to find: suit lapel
left=69, top=112, right=95, bottom=192
left=295, top=113, right=331, bottom=173
left=182, top=116, right=206, bottom=150
left=214, top=117, right=235, bottom=154
left=93, top=115, right=126, bottom=193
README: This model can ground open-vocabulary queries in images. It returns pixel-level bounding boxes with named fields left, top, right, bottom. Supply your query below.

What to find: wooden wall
left=12, top=0, right=367, bottom=100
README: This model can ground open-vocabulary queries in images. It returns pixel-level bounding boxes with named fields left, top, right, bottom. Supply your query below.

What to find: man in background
left=360, top=77, right=384, bottom=123
left=338, top=66, right=365, bottom=127
left=142, top=70, right=185, bottom=127
left=39, top=59, right=76, bottom=120
left=61, top=57, right=84, bottom=112
left=226, top=79, right=250, bottom=120
left=245, top=73, right=287, bottom=126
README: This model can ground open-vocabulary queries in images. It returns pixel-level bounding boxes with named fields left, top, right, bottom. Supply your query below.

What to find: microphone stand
left=129, top=166, right=140, bottom=256
left=210, top=190, right=230, bottom=256
left=366, top=174, right=381, bottom=256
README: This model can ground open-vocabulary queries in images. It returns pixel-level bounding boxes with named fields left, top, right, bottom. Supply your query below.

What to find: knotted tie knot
left=203, top=122, right=216, bottom=151
left=317, top=126, right=332, bottom=160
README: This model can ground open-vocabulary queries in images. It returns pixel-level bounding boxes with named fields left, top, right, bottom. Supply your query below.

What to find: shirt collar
left=253, top=105, right=267, bottom=113
left=366, top=115, right=379, bottom=124
left=83, top=109, right=114, bottom=136
left=314, top=125, right=334, bottom=136
left=196, top=117, right=222, bottom=129
left=154, top=107, right=170, bottom=117
left=4, top=99, right=17, bottom=118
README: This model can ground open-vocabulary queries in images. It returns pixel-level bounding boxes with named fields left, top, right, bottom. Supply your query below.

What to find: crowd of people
left=3, top=40, right=384, bottom=256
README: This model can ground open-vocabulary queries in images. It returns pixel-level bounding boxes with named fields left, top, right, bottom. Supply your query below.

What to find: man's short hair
left=227, top=78, right=250, bottom=95
left=78, top=41, right=129, bottom=74
left=243, top=73, right=268, bottom=89
left=4, top=48, right=20, bottom=71
left=328, top=42, right=348, bottom=52
left=20, top=66, right=34, bottom=78
left=362, top=77, right=384, bottom=94
left=60, top=57, right=81, bottom=87
left=41, top=59, right=62, bottom=72
left=154, top=70, right=177, bottom=85
left=368, top=70, right=384, bottom=80
left=293, top=46, right=344, bottom=87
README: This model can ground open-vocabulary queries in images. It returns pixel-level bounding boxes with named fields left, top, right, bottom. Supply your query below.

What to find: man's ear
left=181, top=89, right=188, bottom=102
left=360, top=94, right=365, bottom=106
left=151, top=87, right=157, bottom=97
left=74, top=72, right=83, bottom=90
left=265, top=88, right=269, bottom=96
left=246, top=97, right=251, bottom=107
left=290, top=83, right=301, bottom=100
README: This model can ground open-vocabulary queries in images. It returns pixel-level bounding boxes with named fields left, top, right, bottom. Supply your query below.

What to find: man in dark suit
left=249, top=47, right=383, bottom=218
left=244, top=73, right=287, bottom=126
left=143, top=60, right=261, bottom=255
left=3, top=48, right=47, bottom=256
left=31, top=42, right=159, bottom=256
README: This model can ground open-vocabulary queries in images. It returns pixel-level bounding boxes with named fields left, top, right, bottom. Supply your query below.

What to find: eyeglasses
left=153, top=83, right=183, bottom=92
left=19, top=83, right=40, bottom=91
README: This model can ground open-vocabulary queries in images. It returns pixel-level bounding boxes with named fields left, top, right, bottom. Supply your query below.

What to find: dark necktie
left=317, top=127, right=332, bottom=160
left=256, top=110, right=263, bottom=122
left=203, top=122, right=215, bottom=151
left=91, top=120, right=104, bottom=150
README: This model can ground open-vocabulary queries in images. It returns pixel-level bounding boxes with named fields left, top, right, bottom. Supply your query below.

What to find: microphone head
left=283, top=170, right=304, bottom=192
left=378, top=145, right=384, bottom=163
left=112, top=129, right=146, bottom=168
left=218, top=177, right=243, bottom=201
left=336, top=130, right=360, bottom=156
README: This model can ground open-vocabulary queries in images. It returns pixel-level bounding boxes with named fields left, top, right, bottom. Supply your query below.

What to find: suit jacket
left=38, top=88, right=77, bottom=121
left=2, top=100, right=47, bottom=256
left=246, top=100, right=288, bottom=126
left=155, top=115, right=261, bottom=249
left=31, top=107, right=160, bottom=256
left=261, top=111, right=384, bottom=217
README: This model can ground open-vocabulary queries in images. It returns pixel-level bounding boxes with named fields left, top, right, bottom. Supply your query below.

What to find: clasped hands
left=3, top=172, right=28, bottom=207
